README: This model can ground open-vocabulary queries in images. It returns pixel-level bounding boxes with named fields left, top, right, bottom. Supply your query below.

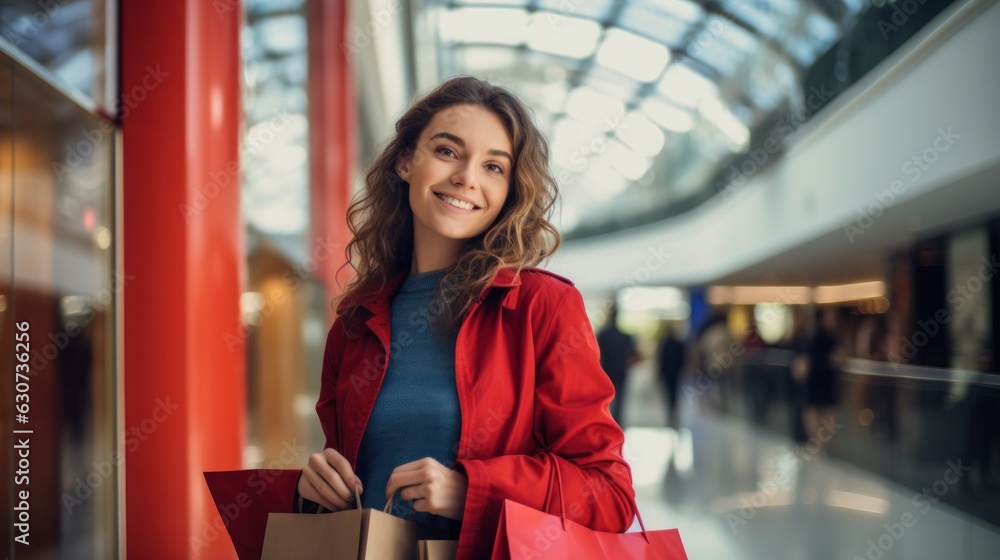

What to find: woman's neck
left=410, top=256, right=455, bottom=275
left=410, top=226, right=463, bottom=274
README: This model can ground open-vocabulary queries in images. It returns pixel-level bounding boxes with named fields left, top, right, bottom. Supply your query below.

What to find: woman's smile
left=434, top=192, right=480, bottom=213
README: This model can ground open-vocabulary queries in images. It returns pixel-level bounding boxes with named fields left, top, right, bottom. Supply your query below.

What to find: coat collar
left=353, top=267, right=523, bottom=317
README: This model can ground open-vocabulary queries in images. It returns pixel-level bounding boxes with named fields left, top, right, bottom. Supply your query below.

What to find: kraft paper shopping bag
left=418, top=539, right=458, bottom=560
left=260, top=512, right=361, bottom=558
left=261, top=485, right=417, bottom=560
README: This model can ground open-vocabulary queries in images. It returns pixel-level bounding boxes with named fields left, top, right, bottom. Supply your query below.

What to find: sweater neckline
left=398, top=268, right=447, bottom=293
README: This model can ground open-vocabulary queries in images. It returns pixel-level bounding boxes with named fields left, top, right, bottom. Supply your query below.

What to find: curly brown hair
left=334, top=75, right=561, bottom=338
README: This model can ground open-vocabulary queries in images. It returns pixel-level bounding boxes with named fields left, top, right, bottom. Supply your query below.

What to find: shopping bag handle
left=316, top=483, right=365, bottom=514
left=346, top=483, right=398, bottom=515
left=328, top=483, right=413, bottom=521
left=322, top=483, right=424, bottom=522
left=552, top=457, right=649, bottom=543
left=382, top=486, right=417, bottom=520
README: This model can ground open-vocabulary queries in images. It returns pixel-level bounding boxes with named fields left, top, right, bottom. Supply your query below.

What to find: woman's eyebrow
left=428, top=131, right=512, bottom=162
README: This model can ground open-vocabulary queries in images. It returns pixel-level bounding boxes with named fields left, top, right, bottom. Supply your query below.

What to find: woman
left=291, top=75, right=637, bottom=558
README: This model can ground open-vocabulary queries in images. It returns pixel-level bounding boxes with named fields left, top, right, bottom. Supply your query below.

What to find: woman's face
left=397, top=104, right=513, bottom=246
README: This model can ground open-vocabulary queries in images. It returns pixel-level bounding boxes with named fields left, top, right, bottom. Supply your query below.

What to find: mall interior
left=1, top=0, right=999, bottom=558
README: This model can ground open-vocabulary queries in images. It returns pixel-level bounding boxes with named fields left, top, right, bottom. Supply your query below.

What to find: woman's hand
left=386, top=457, right=468, bottom=520
left=298, top=448, right=363, bottom=512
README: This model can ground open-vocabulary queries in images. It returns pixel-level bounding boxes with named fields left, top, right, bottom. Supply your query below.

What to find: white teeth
left=437, top=193, right=476, bottom=210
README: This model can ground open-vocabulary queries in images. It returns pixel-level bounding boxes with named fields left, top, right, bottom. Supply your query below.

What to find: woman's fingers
left=307, top=453, right=354, bottom=509
left=299, top=471, right=338, bottom=511
left=385, top=458, right=467, bottom=520
left=385, top=469, right=428, bottom=499
left=399, top=485, right=423, bottom=502
left=304, top=465, right=351, bottom=510
left=386, top=457, right=440, bottom=497
left=324, top=448, right=363, bottom=496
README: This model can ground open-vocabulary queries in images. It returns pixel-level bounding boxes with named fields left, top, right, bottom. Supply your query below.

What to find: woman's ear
left=395, top=151, right=412, bottom=183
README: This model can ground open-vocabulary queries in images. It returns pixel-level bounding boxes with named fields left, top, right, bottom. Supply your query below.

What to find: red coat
left=205, top=267, right=638, bottom=559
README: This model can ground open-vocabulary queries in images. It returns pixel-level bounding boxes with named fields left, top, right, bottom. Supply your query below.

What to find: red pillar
left=308, top=0, right=356, bottom=322
left=122, top=1, right=244, bottom=558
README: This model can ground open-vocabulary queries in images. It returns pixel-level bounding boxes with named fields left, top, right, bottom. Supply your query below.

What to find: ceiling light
left=551, top=117, right=602, bottom=170
left=813, top=281, right=886, bottom=304
left=527, top=12, right=601, bottom=59
left=657, top=63, right=718, bottom=108
left=440, top=8, right=528, bottom=46
left=602, top=140, right=651, bottom=181
left=698, top=97, right=749, bottom=151
left=639, top=97, right=694, bottom=133
left=566, top=85, right=625, bottom=129
left=616, top=111, right=666, bottom=157
left=574, top=163, right=630, bottom=200
left=595, top=28, right=671, bottom=82
left=707, top=286, right=813, bottom=305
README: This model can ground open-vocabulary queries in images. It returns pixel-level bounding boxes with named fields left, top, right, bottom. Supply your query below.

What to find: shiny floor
left=620, top=363, right=1000, bottom=559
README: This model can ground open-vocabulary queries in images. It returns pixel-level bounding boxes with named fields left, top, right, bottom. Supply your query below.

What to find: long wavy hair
left=334, top=75, right=561, bottom=338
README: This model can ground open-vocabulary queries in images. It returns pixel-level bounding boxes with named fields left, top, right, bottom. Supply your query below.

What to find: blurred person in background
left=789, top=309, right=811, bottom=443
left=597, top=301, right=640, bottom=427
left=695, top=312, right=733, bottom=412
left=280, top=76, right=639, bottom=559
left=742, top=314, right=769, bottom=422
left=801, top=307, right=844, bottom=451
left=657, top=322, right=686, bottom=427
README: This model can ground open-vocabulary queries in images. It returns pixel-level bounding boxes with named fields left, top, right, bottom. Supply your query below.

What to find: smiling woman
left=214, top=75, right=640, bottom=560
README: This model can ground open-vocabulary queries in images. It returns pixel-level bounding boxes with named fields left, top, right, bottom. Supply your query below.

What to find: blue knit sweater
left=354, top=267, right=463, bottom=539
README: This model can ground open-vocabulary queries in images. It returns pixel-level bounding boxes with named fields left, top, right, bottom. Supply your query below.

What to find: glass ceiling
left=242, top=0, right=311, bottom=257
left=427, top=0, right=869, bottom=235
left=241, top=0, right=948, bottom=250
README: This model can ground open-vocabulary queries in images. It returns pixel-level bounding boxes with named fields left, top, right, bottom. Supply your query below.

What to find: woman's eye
left=486, top=163, right=504, bottom=174
left=437, top=146, right=455, bottom=157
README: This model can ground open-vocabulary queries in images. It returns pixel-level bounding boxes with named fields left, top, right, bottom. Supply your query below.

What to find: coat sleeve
left=455, top=284, right=638, bottom=541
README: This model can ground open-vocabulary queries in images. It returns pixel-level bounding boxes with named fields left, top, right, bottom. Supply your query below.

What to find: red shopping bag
left=491, top=461, right=688, bottom=559
left=203, top=469, right=301, bottom=560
